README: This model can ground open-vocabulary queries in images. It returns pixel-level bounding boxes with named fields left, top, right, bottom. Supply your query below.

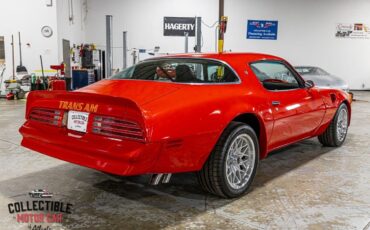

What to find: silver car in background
left=294, top=66, right=349, bottom=92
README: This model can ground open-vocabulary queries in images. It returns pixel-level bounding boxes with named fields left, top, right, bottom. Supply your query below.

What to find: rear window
left=110, top=58, right=239, bottom=83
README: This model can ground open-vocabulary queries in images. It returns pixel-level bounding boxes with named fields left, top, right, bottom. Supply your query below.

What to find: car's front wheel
left=318, top=103, right=349, bottom=147
left=197, top=122, right=259, bottom=198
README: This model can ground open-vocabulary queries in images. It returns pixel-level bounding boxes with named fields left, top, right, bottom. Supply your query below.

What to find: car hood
left=301, top=74, right=348, bottom=90
left=76, top=79, right=185, bottom=106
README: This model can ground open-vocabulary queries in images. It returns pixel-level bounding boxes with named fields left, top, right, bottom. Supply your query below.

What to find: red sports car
left=19, top=53, right=351, bottom=198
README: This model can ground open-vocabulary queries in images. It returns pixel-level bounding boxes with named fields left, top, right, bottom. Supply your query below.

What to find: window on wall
left=0, top=37, right=5, bottom=64
left=250, top=61, right=301, bottom=90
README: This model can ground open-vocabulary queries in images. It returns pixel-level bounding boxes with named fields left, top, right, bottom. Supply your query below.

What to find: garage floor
left=0, top=92, right=369, bottom=230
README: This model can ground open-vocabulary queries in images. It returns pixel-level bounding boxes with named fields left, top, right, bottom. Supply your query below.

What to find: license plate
left=67, top=111, right=89, bottom=133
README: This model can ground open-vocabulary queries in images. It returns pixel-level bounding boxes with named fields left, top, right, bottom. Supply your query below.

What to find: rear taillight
left=92, top=115, right=145, bottom=142
left=29, top=108, right=64, bottom=127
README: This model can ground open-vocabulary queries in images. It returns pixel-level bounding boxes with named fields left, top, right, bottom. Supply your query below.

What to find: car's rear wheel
left=197, top=122, right=259, bottom=198
left=318, top=103, right=349, bottom=147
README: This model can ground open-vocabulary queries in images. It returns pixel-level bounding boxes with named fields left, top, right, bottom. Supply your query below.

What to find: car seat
left=175, top=65, right=196, bottom=82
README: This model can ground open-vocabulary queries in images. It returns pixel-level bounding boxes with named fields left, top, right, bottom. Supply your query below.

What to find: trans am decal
left=59, top=101, right=98, bottom=113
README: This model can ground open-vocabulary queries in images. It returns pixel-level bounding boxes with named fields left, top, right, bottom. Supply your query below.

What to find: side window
left=250, top=62, right=301, bottom=90
left=207, top=64, right=238, bottom=82
left=189, top=63, right=204, bottom=81
left=111, top=65, right=135, bottom=79
left=207, top=65, right=219, bottom=81
left=111, top=59, right=239, bottom=83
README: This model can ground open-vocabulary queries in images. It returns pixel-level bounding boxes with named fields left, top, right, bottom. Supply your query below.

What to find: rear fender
left=230, top=112, right=269, bottom=159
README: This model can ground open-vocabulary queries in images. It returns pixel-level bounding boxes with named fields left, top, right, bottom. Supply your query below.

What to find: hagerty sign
left=163, top=17, right=196, bottom=37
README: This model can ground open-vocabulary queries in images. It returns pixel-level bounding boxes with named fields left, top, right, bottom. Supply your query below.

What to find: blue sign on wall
left=247, top=20, right=278, bottom=40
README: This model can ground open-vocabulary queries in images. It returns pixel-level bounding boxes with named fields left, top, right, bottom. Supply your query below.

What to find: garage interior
left=0, top=0, right=370, bottom=229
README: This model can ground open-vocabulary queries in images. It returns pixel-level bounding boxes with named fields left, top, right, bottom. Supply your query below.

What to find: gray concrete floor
left=0, top=92, right=369, bottom=230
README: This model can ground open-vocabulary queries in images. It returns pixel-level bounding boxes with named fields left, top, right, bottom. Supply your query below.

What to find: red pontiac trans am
left=19, top=53, right=351, bottom=198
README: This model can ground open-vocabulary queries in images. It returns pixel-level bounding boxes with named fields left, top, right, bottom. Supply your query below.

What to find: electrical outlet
left=45, top=0, right=53, bottom=7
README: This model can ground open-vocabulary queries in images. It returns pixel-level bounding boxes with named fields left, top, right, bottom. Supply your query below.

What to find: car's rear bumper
left=19, top=121, right=162, bottom=176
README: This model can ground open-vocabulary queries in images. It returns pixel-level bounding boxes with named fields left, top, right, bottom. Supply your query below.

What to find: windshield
left=295, top=66, right=329, bottom=76
left=110, top=58, right=239, bottom=83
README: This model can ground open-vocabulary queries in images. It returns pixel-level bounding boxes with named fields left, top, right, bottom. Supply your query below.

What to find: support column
left=184, top=32, right=189, bottom=53
left=122, top=31, right=127, bottom=69
left=219, top=0, right=224, bottom=23
left=195, top=17, right=202, bottom=53
left=106, top=15, right=113, bottom=77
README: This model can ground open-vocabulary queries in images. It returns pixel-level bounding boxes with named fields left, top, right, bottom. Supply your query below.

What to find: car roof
left=149, top=52, right=284, bottom=63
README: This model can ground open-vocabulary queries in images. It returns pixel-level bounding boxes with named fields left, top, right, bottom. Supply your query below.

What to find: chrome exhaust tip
left=162, top=174, right=172, bottom=184
left=149, top=173, right=172, bottom=185
left=149, top=173, right=164, bottom=185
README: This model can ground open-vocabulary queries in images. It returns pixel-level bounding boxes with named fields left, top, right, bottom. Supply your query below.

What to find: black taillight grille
left=92, top=116, right=145, bottom=141
left=29, top=108, right=63, bottom=127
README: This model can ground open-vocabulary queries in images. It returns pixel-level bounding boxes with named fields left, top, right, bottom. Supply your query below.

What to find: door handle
left=272, top=101, right=280, bottom=106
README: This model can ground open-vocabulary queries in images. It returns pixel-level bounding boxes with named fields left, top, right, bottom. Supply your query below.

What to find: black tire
left=318, top=103, right=349, bottom=147
left=197, top=122, right=259, bottom=198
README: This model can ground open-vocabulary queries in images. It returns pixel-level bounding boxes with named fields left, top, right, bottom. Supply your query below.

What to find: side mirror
left=305, top=80, right=315, bottom=89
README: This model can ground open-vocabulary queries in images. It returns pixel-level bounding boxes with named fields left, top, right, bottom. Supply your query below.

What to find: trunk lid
left=76, top=79, right=185, bottom=106
left=23, top=80, right=186, bottom=142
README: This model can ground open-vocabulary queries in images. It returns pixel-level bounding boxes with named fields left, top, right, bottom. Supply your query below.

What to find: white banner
left=336, top=23, right=370, bottom=39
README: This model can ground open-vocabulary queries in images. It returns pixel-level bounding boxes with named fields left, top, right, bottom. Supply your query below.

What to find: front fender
left=315, top=88, right=352, bottom=136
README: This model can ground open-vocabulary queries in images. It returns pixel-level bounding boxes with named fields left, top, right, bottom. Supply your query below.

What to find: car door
left=250, top=61, right=325, bottom=150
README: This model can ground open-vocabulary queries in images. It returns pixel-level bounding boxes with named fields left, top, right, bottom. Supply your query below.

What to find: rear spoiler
left=26, top=91, right=145, bottom=125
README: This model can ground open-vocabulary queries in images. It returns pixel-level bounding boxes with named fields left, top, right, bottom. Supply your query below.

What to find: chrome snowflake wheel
left=225, top=134, right=256, bottom=190
left=197, top=123, right=259, bottom=198
left=336, top=108, right=348, bottom=142
left=318, top=103, right=349, bottom=147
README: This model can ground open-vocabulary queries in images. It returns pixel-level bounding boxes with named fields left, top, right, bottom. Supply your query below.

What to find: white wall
left=0, top=0, right=87, bottom=95
left=0, top=0, right=59, bottom=94
left=1, top=0, right=368, bottom=91
left=85, top=0, right=370, bottom=89
left=56, top=0, right=87, bottom=62
left=85, top=0, right=219, bottom=68
left=225, top=0, right=370, bottom=90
